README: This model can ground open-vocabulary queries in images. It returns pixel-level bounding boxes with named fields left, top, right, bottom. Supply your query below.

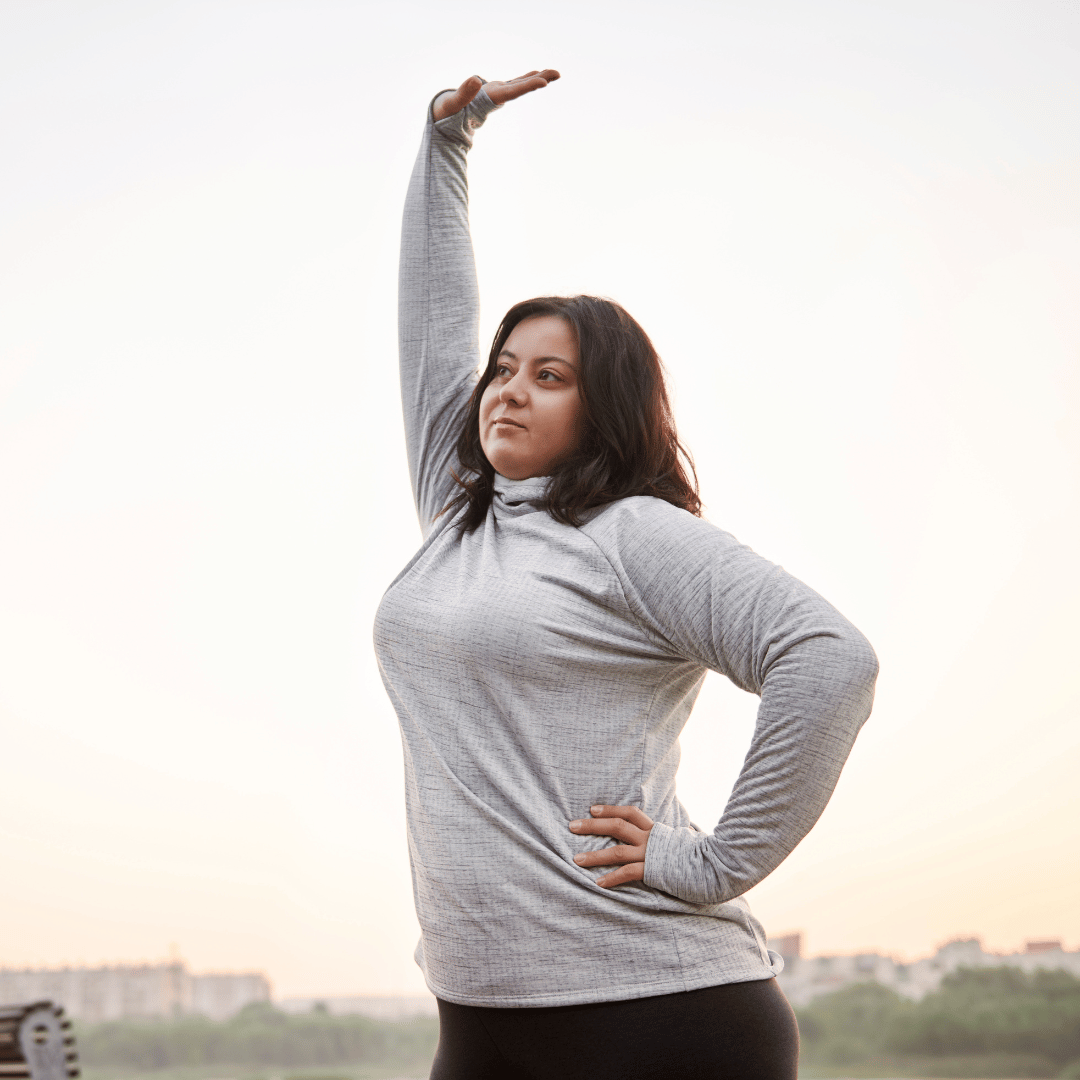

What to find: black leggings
left=431, top=977, right=799, bottom=1080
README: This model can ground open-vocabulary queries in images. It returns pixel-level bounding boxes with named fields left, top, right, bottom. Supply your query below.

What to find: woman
left=374, top=71, right=879, bottom=1080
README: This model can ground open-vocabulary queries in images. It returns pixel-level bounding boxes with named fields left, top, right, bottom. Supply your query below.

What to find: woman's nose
left=500, top=374, right=528, bottom=406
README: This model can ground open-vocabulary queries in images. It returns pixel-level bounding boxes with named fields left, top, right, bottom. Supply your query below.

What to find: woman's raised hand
left=432, top=70, right=560, bottom=122
left=569, top=804, right=654, bottom=889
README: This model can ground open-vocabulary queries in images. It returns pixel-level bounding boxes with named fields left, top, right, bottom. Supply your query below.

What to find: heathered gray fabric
left=374, top=88, right=880, bottom=1008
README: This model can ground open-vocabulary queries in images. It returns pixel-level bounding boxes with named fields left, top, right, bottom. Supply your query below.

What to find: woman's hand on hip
left=569, top=804, right=654, bottom=888
left=432, top=70, right=560, bottom=122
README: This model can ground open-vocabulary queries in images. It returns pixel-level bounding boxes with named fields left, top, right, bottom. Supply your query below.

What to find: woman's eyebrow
left=497, top=349, right=577, bottom=370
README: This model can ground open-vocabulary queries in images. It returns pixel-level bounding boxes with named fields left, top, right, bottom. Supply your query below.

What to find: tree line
left=72, top=966, right=1080, bottom=1079
left=796, top=966, right=1080, bottom=1078
left=75, top=1003, right=437, bottom=1074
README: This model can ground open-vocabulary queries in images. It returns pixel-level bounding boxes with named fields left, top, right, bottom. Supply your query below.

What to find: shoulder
left=582, top=495, right=742, bottom=552
left=580, top=495, right=763, bottom=585
left=575, top=496, right=792, bottom=666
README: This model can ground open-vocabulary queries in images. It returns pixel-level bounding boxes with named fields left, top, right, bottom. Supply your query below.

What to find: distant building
left=1025, top=939, right=1063, bottom=954
left=769, top=933, right=802, bottom=961
left=190, top=972, right=272, bottom=1021
left=768, top=936, right=1080, bottom=1007
left=278, top=994, right=438, bottom=1020
left=0, top=962, right=270, bottom=1022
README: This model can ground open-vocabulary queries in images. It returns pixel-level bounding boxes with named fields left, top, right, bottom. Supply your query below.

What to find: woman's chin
left=486, top=450, right=539, bottom=481
left=494, top=466, right=537, bottom=481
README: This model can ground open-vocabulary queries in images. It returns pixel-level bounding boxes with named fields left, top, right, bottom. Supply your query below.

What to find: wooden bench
left=0, top=1003, right=79, bottom=1080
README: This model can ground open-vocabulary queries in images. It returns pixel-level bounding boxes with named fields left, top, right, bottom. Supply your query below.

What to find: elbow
left=847, top=627, right=880, bottom=691
left=785, top=625, right=880, bottom=727
left=836, top=626, right=879, bottom=728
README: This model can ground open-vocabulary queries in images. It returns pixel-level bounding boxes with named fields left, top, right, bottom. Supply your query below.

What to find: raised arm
left=397, top=72, right=559, bottom=535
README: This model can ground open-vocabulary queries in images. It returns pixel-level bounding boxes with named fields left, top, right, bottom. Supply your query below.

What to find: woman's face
left=479, top=315, right=586, bottom=480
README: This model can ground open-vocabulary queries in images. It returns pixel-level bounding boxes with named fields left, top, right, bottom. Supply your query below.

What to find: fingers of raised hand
left=432, top=75, right=483, bottom=122
left=484, top=68, right=560, bottom=105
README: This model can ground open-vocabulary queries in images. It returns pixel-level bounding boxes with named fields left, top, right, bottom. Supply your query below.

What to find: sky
left=0, top=0, right=1078, bottom=998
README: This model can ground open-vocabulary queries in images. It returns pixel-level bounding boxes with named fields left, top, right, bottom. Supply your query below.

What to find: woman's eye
left=538, top=370, right=560, bottom=382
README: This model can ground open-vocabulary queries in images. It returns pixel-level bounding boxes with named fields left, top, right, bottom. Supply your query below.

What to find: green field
left=74, top=1010, right=438, bottom=1080
left=71, top=967, right=1080, bottom=1080
left=81, top=1065, right=432, bottom=1080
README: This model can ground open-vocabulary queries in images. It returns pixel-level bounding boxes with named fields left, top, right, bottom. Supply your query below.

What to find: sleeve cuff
left=643, top=821, right=722, bottom=904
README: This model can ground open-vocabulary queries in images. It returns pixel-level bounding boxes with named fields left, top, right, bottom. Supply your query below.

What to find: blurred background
left=1, top=0, right=1077, bottom=1009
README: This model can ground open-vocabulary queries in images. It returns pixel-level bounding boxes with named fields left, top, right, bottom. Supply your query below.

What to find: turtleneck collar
left=492, top=473, right=550, bottom=518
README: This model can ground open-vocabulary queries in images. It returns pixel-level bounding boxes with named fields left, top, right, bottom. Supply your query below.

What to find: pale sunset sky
left=1, top=0, right=1077, bottom=997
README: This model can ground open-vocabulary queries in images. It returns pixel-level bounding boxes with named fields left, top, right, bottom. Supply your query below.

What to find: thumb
left=433, top=75, right=483, bottom=121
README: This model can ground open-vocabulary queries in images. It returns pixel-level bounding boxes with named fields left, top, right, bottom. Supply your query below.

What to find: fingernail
left=573, top=854, right=585, bottom=864
left=591, top=805, right=603, bottom=815
left=569, top=820, right=581, bottom=831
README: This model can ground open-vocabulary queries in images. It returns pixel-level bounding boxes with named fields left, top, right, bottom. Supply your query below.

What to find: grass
left=80, top=1064, right=434, bottom=1080
left=78, top=1050, right=1065, bottom=1080
left=81, top=1059, right=1050, bottom=1080
left=798, top=1054, right=1060, bottom=1079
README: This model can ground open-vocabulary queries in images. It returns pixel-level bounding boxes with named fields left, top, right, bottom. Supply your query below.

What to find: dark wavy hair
left=445, top=295, right=701, bottom=531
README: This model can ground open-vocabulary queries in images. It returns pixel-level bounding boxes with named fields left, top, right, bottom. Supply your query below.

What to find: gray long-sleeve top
left=373, top=88, right=880, bottom=1007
